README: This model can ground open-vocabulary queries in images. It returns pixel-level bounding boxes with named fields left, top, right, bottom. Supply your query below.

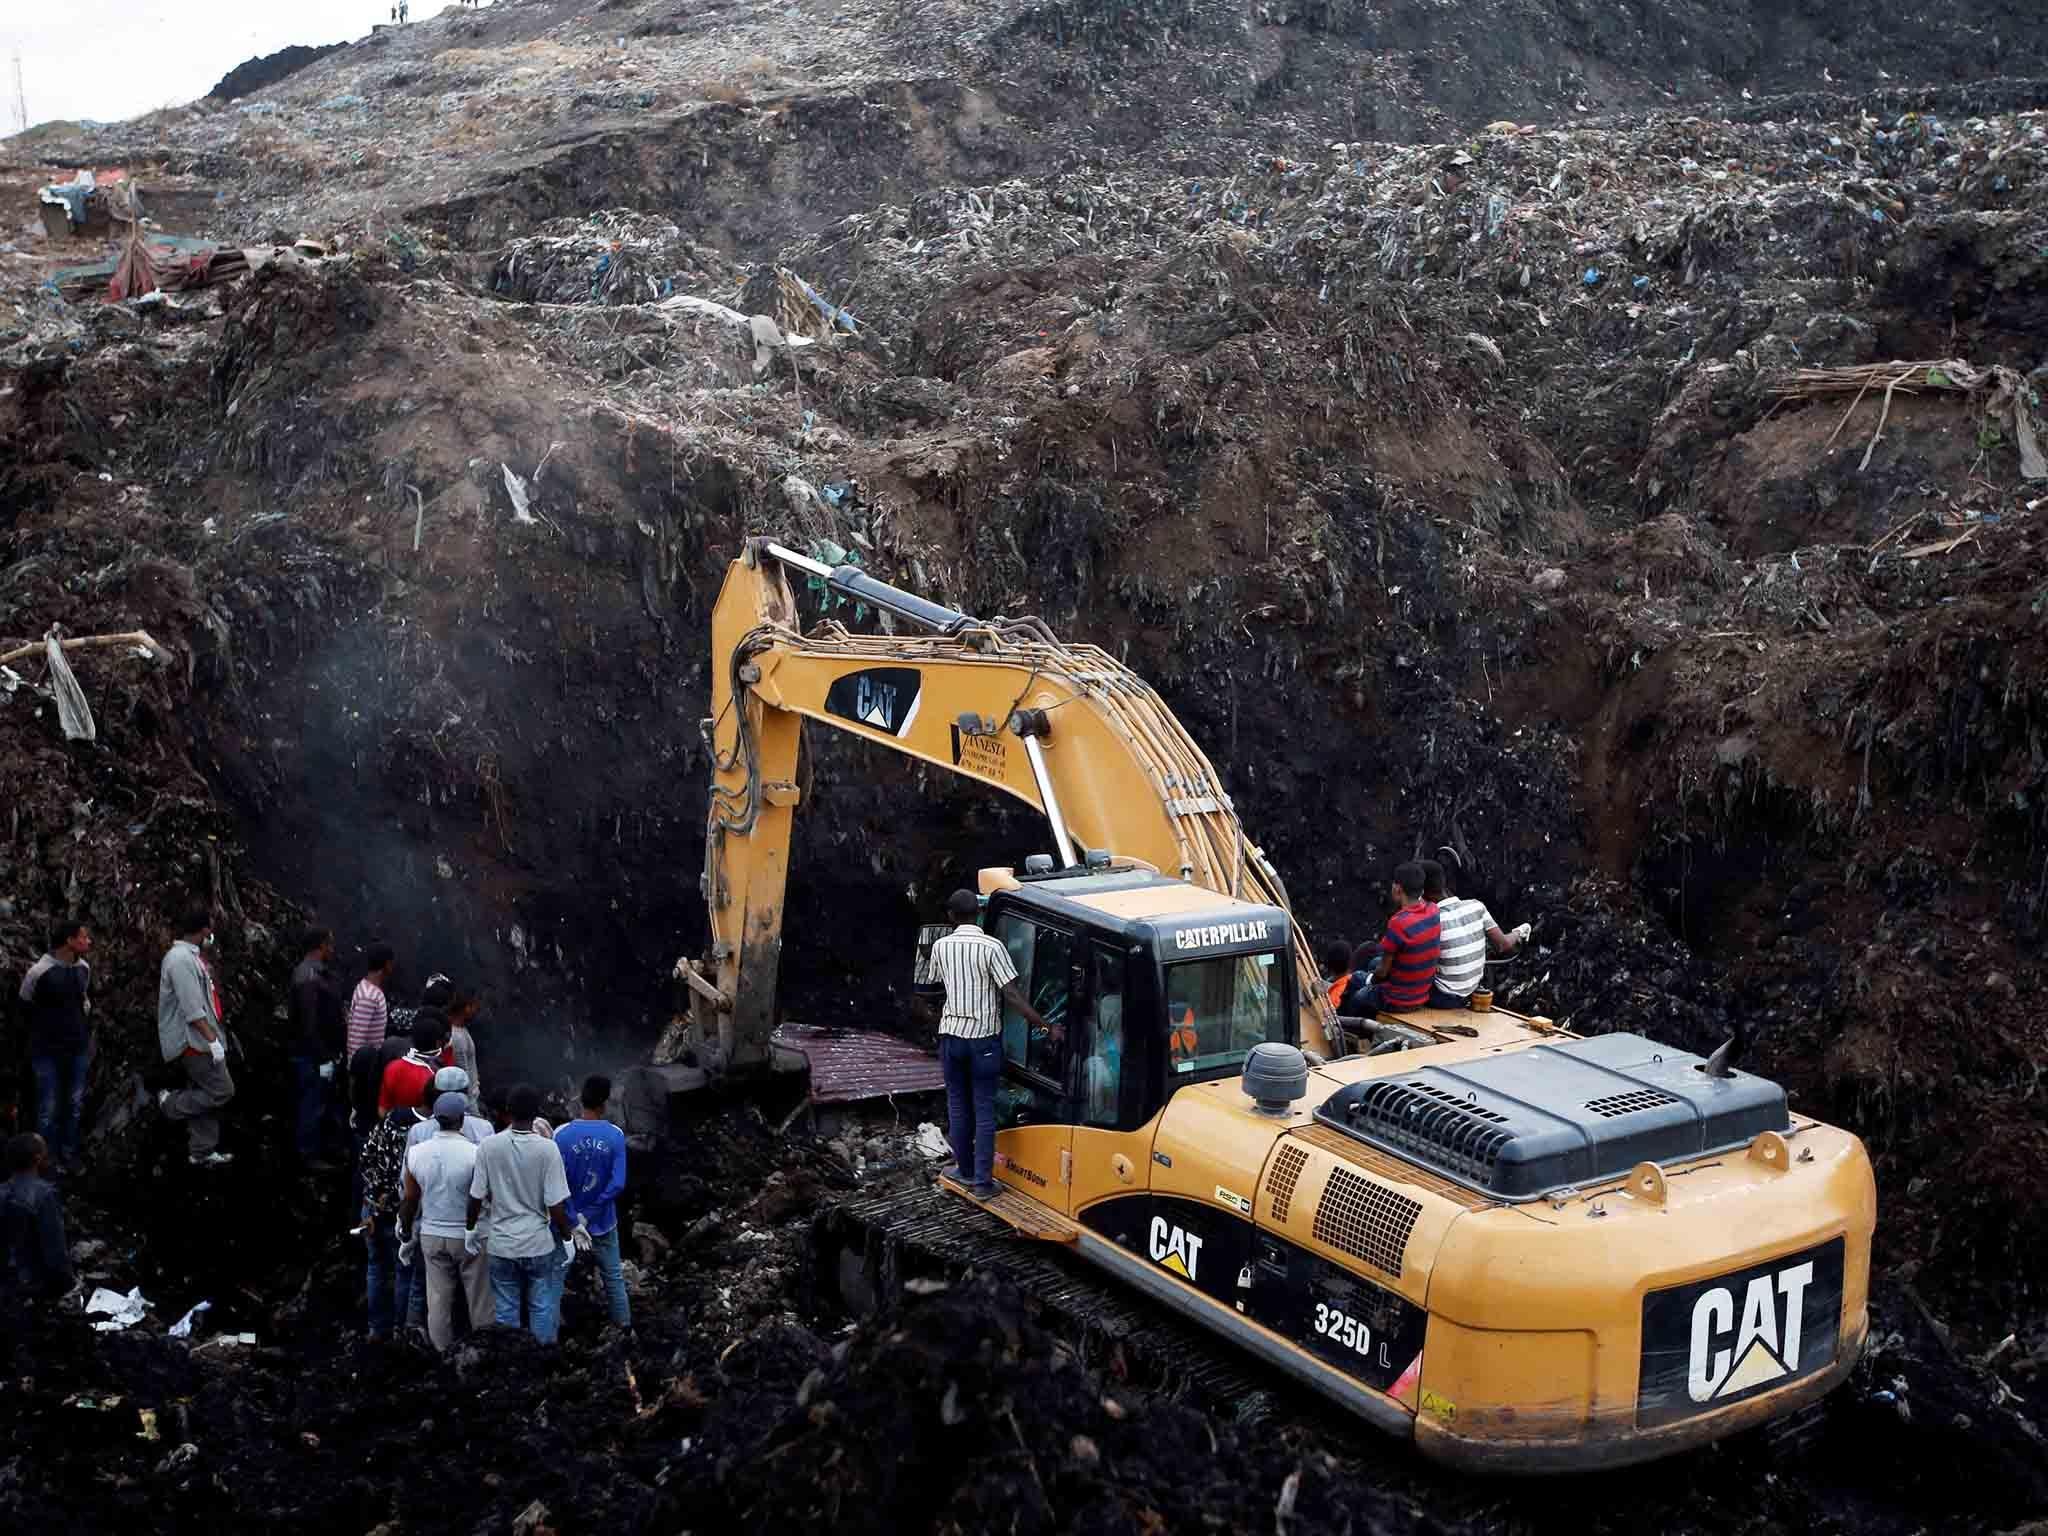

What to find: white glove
left=397, top=1237, right=416, bottom=1267
left=207, top=1037, right=226, bottom=1064
left=1512, top=922, right=1533, bottom=945
left=463, top=1227, right=482, bottom=1257
left=560, top=1238, right=577, bottom=1269
left=318, top=1061, right=335, bottom=1082
left=571, top=1215, right=593, bottom=1254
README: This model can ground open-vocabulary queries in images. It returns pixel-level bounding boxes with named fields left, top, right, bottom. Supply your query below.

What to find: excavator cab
left=961, top=862, right=1295, bottom=1215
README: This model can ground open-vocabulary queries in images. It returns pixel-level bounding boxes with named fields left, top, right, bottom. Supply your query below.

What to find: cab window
left=1079, top=944, right=1125, bottom=1129
left=1164, top=951, right=1285, bottom=1076
left=992, top=914, right=1075, bottom=1128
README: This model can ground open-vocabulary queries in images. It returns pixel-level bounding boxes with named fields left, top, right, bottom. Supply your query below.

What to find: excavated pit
left=3, top=0, right=2048, bottom=1529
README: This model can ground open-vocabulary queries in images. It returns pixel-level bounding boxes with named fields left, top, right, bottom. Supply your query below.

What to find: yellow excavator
left=675, top=538, right=1875, bottom=1473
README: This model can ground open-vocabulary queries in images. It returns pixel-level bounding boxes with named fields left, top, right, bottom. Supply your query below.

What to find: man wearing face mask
left=155, top=904, right=236, bottom=1167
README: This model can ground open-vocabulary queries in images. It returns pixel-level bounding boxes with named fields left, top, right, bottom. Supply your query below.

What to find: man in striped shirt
left=346, top=944, right=398, bottom=1059
left=1336, top=862, right=1438, bottom=1020
left=1423, top=861, right=1531, bottom=1008
left=930, top=889, right=1049, bottom=1198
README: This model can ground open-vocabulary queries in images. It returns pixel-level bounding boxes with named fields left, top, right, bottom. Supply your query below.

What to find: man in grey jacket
left=156, top=905, right=235, bottom=1167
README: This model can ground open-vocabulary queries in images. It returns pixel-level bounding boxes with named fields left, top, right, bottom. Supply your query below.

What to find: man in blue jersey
left=555, top=1074, right=629, bottom=1329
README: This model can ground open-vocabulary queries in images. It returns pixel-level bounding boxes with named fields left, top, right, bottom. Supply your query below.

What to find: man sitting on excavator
left=1422, top=858, right=1531, bottom=1009
left=1336, top=861, right=1440, bottom=1022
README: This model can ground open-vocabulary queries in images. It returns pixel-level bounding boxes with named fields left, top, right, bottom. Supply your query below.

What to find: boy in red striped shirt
left=1335, top=862, right=1440, bottom=1021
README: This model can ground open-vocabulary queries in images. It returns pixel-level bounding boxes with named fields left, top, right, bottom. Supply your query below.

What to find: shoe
left=189, top=1150, right=235, bottom=1167
left=968, top=1182, right=1000, bottom=1201
left=936, top=1163, right=962, bottom=1182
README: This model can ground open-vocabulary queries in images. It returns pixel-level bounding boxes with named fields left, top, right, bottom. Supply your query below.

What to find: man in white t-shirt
left=467, top=1083, right=572, bottom=1343
left=399, top=1092, right=490, bottom=1350
left=1423, top=861, right=1531, bottom=1008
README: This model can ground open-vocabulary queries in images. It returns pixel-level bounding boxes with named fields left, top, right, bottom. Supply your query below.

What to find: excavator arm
left=683, top=539, right=1338, bottom=1071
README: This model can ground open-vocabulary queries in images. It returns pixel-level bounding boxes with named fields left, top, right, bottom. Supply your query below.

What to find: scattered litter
left=501, top=463, right=535, bottom=524
left=913, top=1122, right=950, bottom=1160
left=169, top=1299, right=213, bottom=1338
left=63, top=1392, right=126, bottom=1409
left=137, top=1408, right=160, bottom=1441
left=43, top=631, right=96, bottom=742
left=84, top=1285, right=149, bottom=1331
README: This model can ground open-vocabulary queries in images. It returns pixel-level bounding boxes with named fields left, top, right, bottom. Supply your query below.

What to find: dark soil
left=2, top=0, right=2047, bottom=1529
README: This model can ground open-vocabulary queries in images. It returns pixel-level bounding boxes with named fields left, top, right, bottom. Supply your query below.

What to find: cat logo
left=1638, top=1236, right=1842, bottom=1429
left=823, top=667, right=923, bottom=739
left=1688, top=1259, right=1815, bottom=1403
left=1148, top=1216, right=1204, bottom=1282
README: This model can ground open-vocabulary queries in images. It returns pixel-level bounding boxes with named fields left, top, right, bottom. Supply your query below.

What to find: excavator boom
left=691, top=540, right=1336, bottom=1069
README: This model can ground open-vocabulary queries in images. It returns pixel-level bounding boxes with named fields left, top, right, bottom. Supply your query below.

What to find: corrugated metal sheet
left=773, top=1022, right=944, bottom=1104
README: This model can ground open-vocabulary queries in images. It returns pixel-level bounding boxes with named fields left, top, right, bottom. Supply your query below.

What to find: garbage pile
left=489, top=209, right=739, bottom=306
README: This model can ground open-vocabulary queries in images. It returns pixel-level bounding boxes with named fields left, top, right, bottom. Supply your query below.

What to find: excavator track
left=813, top=1183, right=1307, bottom=1421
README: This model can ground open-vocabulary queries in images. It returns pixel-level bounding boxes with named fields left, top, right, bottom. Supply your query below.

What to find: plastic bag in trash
left=169, top=1299, right=212, bottom=1338
left=45, top=634, right=96, bottom=742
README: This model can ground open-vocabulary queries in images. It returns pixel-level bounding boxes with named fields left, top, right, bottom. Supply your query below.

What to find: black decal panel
left=823, top=667, right=922, bottom=737
left=1242, top=1232, right=1428, bottom=1395
left=1078, top=1195, right=1426, bottom=1400
left=1638, top=1236, right=1845, bottom=1428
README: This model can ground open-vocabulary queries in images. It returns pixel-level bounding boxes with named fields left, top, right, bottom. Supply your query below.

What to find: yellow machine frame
left=686, top=540, right=1877, bottom=1473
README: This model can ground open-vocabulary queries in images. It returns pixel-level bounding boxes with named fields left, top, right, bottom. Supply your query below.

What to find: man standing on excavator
left=931, top=889, right=1049, bottom=1199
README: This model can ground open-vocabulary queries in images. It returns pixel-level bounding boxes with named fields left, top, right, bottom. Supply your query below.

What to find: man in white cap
left=398, top=1091, right=490, bottom=1351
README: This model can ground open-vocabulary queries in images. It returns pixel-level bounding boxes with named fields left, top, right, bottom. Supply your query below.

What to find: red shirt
left=1377, top=901, right=1441, bottom=1009
left=377, top=1050, right=446, bottom=1116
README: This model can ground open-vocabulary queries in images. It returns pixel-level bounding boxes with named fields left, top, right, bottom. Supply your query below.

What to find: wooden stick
left=1860, top=374, right=1908, bottom=471
left=0, top=629, right=170, bottom=669
left=1823, top=367, right=1884, bottom=450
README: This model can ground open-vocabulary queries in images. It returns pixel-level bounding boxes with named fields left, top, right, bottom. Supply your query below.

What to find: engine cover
left=1315, top=1032, right=1789, bottom=1199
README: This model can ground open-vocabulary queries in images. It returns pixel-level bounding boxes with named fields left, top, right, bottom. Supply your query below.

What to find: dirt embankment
left=2, top=4, right=2048, bottom=1531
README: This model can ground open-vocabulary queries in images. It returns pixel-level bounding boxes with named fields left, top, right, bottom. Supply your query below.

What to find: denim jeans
left=586, top=1225, right=631, bottom=1326
left=490, top=1248, right=566, bottom=1344
left=940, top=1033, right=1003, bottom=1187
left=31, top=1051, right=89, bottom=1165
left=290, top=1056, right=326, bottom=1161
left=364, top=1207, right=416, bottom=1339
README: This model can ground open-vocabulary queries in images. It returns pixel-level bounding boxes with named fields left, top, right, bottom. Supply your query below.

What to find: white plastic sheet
left=84, top=1286, right=149, bottom=1332
left=45, top=634, right=96, bottom=741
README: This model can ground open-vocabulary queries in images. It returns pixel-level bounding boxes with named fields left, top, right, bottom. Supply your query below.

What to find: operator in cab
left=932, top=890, right=1051, bottom=1200
left=1337, top=861, right=1439, bottom=1021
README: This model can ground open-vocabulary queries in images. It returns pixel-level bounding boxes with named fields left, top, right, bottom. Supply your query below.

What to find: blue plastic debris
left=1631, top=275, right=1650, bottom=291
left=1583, top=267, right=1603, bottom=286
left=1871, top=208, right=1886, bottom=223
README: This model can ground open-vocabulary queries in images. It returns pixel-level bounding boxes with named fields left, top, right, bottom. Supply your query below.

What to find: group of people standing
left=289, top=929, right=632, bottom=1348
left=4, top=912, right=632, bottom=1347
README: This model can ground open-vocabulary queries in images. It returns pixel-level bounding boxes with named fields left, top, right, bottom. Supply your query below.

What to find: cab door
left=990, top=910, right=1079, bottom=1212
left=1069, top=941, right=1162, bottom=1218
